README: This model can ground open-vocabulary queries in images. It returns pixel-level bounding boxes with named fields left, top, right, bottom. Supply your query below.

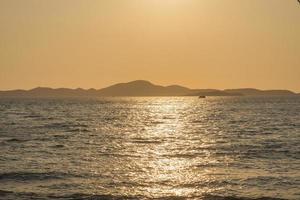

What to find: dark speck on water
left=0, top=96, right=299, bottom=200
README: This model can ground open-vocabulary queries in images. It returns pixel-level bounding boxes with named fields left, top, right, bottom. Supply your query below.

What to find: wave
left=50, top=144, right=65, bottom=148
left=129, top=139, right=163, bottom=144
left=0, top=191, right=140, bottom=200
left=0, top=171, right=80, bottom=182
left=23, top=114, right=43, bottom=119
left=68, top=128, right=91, bottom=133
left=0, top=190, right=288, bottom=200
left=4, top=138, right=28, bottom=143
left=202, top=195, right=287, bottom=200
left=43, top=122, right=89, bottom=130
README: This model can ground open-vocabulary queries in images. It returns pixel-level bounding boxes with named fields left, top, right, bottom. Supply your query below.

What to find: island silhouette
left=0, top=80, right=298, bottom=98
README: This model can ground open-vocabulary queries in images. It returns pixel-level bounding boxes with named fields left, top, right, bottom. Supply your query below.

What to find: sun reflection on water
left=120, top=97, right=224, bottom=198
left=70, top=97, right=235, bottom=198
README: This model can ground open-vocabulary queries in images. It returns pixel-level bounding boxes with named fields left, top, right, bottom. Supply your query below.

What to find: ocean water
left=0, top=96, right=299, bottom=200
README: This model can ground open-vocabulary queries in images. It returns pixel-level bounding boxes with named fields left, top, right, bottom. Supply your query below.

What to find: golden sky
left=1, top=0, right=300, bottom=91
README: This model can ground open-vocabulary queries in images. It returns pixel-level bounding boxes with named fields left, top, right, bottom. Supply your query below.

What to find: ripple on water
left=0, top=97, right=299, bottom=200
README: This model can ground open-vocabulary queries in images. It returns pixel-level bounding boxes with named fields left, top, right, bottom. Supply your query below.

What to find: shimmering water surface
left=0, top=97, right=299, bottom=200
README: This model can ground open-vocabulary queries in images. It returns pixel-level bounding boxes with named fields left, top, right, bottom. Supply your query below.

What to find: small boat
left=198, top=96, right=206, bottom=98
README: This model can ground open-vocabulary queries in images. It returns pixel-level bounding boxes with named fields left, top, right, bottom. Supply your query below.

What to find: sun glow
left=151, top=0, right=186, bottom=5
left=141, top=0, right=191, bottom=9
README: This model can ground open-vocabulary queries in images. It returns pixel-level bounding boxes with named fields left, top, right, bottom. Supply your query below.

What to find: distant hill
left=97, top=80, right=191, bottom=96
left=186, top=89, right=242, bottom=97
left=0, top=87, right=98, bottom=98
left=224, top=88, right=297, bottom=96
left=0, top=80, right=298, bottom=97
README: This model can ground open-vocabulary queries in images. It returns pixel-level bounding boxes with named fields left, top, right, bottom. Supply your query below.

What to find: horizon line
left=0, top=80, right=299, bottom=93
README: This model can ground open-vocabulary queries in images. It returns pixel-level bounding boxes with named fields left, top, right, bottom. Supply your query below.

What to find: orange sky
left=1, top=0, right=300, bottom=92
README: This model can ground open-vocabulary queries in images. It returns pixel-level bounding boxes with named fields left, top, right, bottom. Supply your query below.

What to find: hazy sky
left=1, top=0, right=300, bottom=91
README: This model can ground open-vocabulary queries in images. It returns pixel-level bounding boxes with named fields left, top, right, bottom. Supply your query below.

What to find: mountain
left=0, top=80, right=191, bottom=97
left=97, top=80, right=190, bottom=96
left=0, top=80, right=298, bottom=97
left=0, top=87, right=98, bottom=98
left=224, top=88, right=297, bottom=96
left=186, top=89, right=242, bottom=96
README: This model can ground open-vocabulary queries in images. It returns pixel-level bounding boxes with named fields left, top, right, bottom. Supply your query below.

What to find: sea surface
left=0, top=96, right=299, bottom=200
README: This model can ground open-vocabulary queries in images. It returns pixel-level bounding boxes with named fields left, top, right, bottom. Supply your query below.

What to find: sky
left=0, top=0, right=300, bottom=92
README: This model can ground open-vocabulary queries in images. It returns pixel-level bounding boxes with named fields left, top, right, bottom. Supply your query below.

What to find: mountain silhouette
left=186, top=89, right=242, bottom=96
left=0, top=80, right=298, bottom=97
left=224, top=88, right=297, bottom=96
left=97, top=80, right=191, bottom=96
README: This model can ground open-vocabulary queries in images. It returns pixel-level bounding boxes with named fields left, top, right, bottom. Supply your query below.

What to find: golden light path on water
left=82, top=97, right=230, bottom=198
left=138, top=98, right=224, bottom=197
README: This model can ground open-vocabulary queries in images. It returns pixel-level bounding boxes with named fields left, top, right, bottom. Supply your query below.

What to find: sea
left=0, top=96, right=299, bottom=200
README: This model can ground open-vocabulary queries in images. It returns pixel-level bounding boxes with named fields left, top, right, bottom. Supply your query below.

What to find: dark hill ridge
left=0, top=80, right=298, bottom=97
left=186, top=89, right=243, bottom=97
left=0, top=87, right=98, bottom=97
left=98, top=80, right=191, bottom=96
left=224, top=88, right=296, bottom=96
